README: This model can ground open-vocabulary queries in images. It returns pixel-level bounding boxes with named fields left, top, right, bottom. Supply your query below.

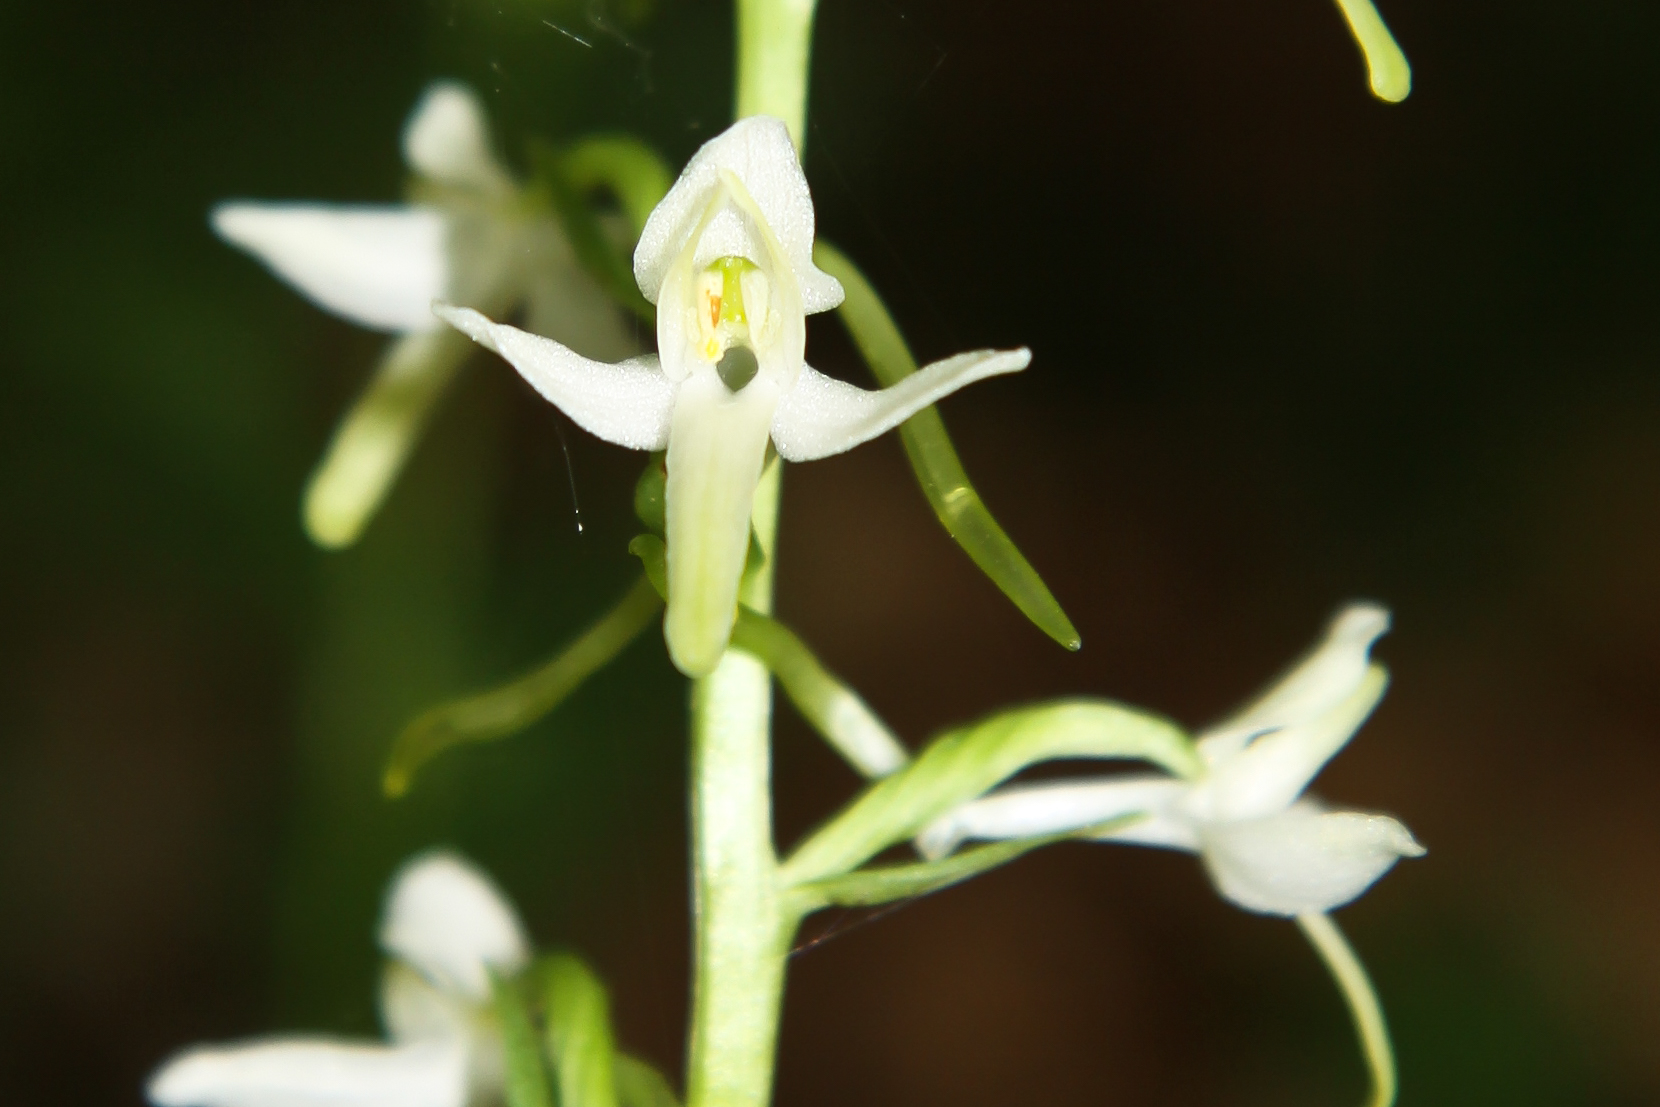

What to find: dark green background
left=2, top=0, right=1657, bottom=1103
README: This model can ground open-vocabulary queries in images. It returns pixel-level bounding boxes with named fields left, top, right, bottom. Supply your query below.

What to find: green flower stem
left=734, top=0, right=819, bottom=146
left=686, top=455, right=794, bottom=1107
left=686, top=0, right=819, bottom=1090
left=1296, top=912, right=1399, bottom=1107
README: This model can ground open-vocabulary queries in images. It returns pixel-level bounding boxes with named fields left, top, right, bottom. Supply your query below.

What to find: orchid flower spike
left=148, top=852, right=530, bottom=1107
left=918, top=603, right=1425, bottom=916
left=437, top=116, right=1031, bottom=675
left=214, top=81, right=633, bottom=548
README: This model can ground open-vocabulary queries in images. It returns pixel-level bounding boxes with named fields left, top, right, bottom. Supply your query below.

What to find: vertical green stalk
left=686, top=455, right=793, bottom=1107
left=686, top=0, right=820, bottom=1098
left=734, top=0, right=819, bottom=146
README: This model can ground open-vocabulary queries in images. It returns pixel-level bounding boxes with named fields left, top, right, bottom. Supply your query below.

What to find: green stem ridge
left=383, top=576, right=662, bottom=797
left=1297, top=912, right=1399, bottom=1107
left=813, top=242, right=1081, bottom=651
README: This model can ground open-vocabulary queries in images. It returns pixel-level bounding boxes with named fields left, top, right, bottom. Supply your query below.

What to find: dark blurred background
left=2, top=0, right=1657, bottom=1103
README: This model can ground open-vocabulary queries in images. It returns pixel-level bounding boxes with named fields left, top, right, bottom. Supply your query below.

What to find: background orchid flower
left=437, top=115, right=1031, bottom=676
left=213, top=81, right=634, bottom=548
left=917, top=603, right=1425, bottom=916
left=147, top=852, right=529, bottom=1107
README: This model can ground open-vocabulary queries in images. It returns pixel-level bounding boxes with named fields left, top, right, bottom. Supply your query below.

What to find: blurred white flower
left=918, top=603, right=1425, bottom=915
left=437, top=116, right=1029, bottom=675
left=214, top=81, right=632, bottom=548
left=147, top=852, right=529, bottom=1107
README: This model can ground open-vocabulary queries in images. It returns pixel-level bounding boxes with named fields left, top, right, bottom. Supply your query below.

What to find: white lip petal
left=633, top=117, right=843, bottom=312
left=1195, top=664, right=1388, bottom=823
left=402, top=81, right=511, bottom=194
left=1199, top=603, right=1391, bottom=767
left=1198, top=804, right=1425, bottom=916
left=212, top=203, right=449, bottom=333
left=434, top=305, right=676, bottom=450
left=146, top=1038, right=467, bottom=1107
left=915, top=774, right=1193, bottom=860
left=379, top=962, right=472, bottom=1046
left=378, top=851, right=529, bottom=1001
left=769, top=349, right=1030, bottom=463
left=302, top=328, right=474, bottom=549
left=663, top=370, right=782, bottom=676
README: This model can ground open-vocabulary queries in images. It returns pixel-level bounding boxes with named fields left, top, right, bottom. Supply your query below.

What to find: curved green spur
left=382, top=576, right=663, bottom=797
left=813, top=242, right=1080, bottom=651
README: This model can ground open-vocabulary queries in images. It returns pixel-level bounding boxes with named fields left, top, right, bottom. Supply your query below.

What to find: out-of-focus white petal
left=1198, top=803, right=1425, bottom=916
left=379, top=851, right=529, bottom=1002
left=402, top=82, right=511, bottom=194
left=213, top=203, right=448, bottom=333
left=915, top=775, right=1193, bottom=860
left=379, top=962, right=471, bottom=1046
left=434, top=305, right=675, bottom=450
left=1195, top=665, right=1388, bottom=822
left=633, top=117, right=842, bottom=312
left=146, top=1038, right=467, bottom=1107
left=214, top=204, right=451, bottom=333
left=1198, top=603, right=1390, bottom=766
left=303, top=329, right=474, bottom=549
left=663, top=371, right=782, bottom=676
left=770, top=349, right=1030, bottom=463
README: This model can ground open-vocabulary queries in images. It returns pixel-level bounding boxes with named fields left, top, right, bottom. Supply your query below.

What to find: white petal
left=147, top=1039, right=466, bottom=1107
left=379, top=852, right=529, bottom=1002
left=1199, top=803, right=1425, bottom=916
left=213, top=203, right=449, bottom=333
left=915, top=775, right=1194, bottom=860
left=663, top=370, right=782, bottom=676
left=303, top=329, right=473, bottom=548
left=769, top=349, right=1030, bottom=463
left=434, top=305, right=675, bottom=450
left=402, top=82, right=512, bottom=194
left=1194, top=664, right=1388, bottom=822
left=1198, top=602, right=1391, bottom=765
left=380, top=962, right=472, bottom=1045
left=633, top=117, right=842, bottom=312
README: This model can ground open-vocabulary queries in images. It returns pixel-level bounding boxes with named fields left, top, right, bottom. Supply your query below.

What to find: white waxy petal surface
left=1198, top=803, right=1425, bottom=916
left=1199, top=603, right=1390, bottom=765
left=434, top=306, right=676, bottom=450
left=770, top=349, right=1030, bottom=463
left=402, top=82, right=511, bottom=194
left=1194, top=665, right=1388, bottom=823
left=664, top=371, right=782, bottom=675
left=379, top=962, right=472, bottom=1046
left=147, top=1038, right=467, bottom=1107
left=916, top=775, right=1193, bottom=860
left=378, top=852, right=529, bottom=1002
left=633, top=117, right=842, bottom=312
left=212, top=204, right=449, bottom=333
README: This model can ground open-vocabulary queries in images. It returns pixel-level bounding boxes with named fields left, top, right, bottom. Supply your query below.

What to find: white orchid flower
left=214, top=81, right=633, bottom=548
left=147, top=852, right=530, bottom=1107
left=917, top=603, right=1425, bottom=916
left=435, top=116, right=1031, bottom=676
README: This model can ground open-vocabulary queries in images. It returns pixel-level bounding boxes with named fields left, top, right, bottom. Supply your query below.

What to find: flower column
left=688, top=3, right=814, bottom=1106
